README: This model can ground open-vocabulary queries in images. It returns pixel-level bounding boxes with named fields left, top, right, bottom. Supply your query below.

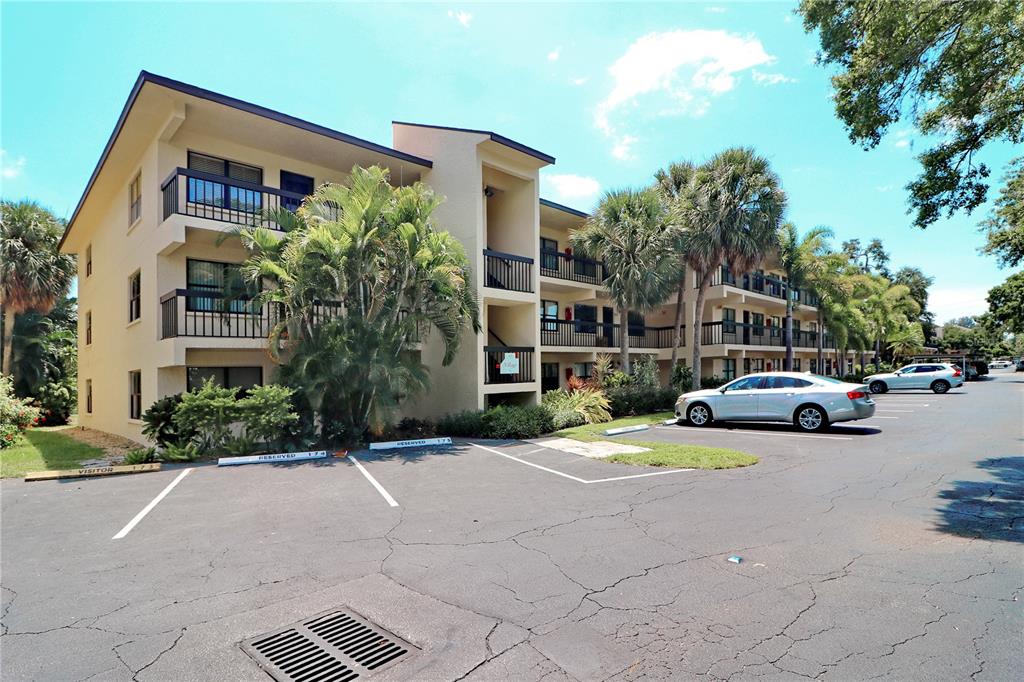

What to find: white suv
left=864, top=363, right=964, bottom=394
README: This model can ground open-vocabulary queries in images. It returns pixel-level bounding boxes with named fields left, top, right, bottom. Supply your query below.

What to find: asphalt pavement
left=1, top=371, right=1021, bottom=681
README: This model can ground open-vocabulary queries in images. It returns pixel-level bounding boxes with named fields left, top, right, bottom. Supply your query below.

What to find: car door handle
left=786, top=392, right=796, bottom=396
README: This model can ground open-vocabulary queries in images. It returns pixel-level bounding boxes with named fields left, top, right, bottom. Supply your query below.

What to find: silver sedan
left=674, top=372, right=876, bottom=432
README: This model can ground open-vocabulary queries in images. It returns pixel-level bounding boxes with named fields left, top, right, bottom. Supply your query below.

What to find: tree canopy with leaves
left=980, top=157, right=1024, bottom=268
left=800, top=0, right=1024, bottom=229
left=986, top=271, right=1024, bottom=335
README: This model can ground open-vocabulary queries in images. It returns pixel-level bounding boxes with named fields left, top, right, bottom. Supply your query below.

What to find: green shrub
left=542, top=388, right=612, bottom=429
left=0, top=375, right=39, bottom=449
left=123, top=447, right=157, bottom=465
left=482, top=405, right=553, bottom=440
left=173, top=379, right=241, bottom=453
left=606, top=386, right=678, bottom=417
left=34, top=378, right=76, bottom=426
left=671, top=363, right=693, bottom=391
left=632, top=355, right=660, bottom=389
left=437, top=410, right=487, bottom=437
left=223, top=432, right=259, bottom=457
left=239, top=384, right=299, bottom=447
left=160, top=441, right=201, bottom=462
left=602, top=370, right=634, bottom=388
left=700, top=375, right=728, bottom=389
left=141, top=394, right=193, bottom=447
left=397, top=417, right=436, bottom=437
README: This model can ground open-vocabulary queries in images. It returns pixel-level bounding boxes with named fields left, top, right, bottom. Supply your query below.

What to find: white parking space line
left=348, top=455, right=399, bottom=507
left=471, top=443, right=692, bottom=484
left=112, top=468, right=193, bottom=540
left=658, top=426, right=853, bottom=441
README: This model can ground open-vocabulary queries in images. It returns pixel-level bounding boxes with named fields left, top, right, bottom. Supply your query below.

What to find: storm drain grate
left=241, top=608, right=417, bottom=681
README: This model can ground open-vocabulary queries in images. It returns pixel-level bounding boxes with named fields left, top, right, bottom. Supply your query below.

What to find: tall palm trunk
left=619, top=306, right=631, bottom=374
left=2, top=306, right=16, bottom=378
left=816, top=309, right=824, bottom=373
left=874, top=336, right=882, bottom=371
left=669, top=280, right=685, bottom=369
left=690, top=268, right=714, bottom=390
left=784, top=295, right=794, bottom=372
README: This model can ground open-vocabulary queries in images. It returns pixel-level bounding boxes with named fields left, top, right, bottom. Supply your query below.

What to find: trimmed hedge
left=605, top=386, right=678, bottom=417
left=436, top=405, right=553, bottom=440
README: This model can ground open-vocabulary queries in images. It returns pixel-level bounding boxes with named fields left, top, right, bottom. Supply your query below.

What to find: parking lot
left=2, top=373, right=1021, bottom=681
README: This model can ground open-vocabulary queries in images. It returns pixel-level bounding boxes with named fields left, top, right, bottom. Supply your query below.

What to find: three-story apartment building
left=60, top=72, right=854, bottom=443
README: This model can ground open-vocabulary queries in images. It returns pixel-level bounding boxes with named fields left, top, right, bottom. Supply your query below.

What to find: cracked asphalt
left=1, top=373, right=1021, bottom=681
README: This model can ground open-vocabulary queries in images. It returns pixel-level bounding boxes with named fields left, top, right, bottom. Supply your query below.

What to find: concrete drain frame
left=241, top=608, right=418, bottom=681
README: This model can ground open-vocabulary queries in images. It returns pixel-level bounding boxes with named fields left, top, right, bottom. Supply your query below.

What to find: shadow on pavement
left=935, top=456, right=1024, bottom=543
left=699, top=422, right=881, bottom=436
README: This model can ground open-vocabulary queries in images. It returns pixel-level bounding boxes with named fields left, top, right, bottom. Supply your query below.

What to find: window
left=723, top=358, right=736, bottom=381
left=128, top=271, right=141, bottom=322
left=751, top=312, right=765, bottom=329
left=280, top=170, right=314, bottom=211
left=627, top=311, right=645, bottom=337
left=574, top=304, right=597, bottom=334
left=722, top=308, right=736, bottom=334
left=187, top=152, right=264, bottom=212
left=765, top=376, right=812, bottom=389
left=186, top=259, right=249, bottom=313
left=541, top=362, right=559, bottom=392
left=724, top=375, right=763, bottom=391
left=540, top=237, right=558, bottom=271
left=186, top=366, right=263, bottom=393
left=572, top=362, right=594, bottom=379
left=129, top=173, right=141, bottom=224
left=793, top=358, right=801, bottom=372
left=85, top=245, right=92, bottom=277
left=541, top=299, right=558, bottom=331
left=129, top=371, right=142, bottom=419
left=85, top=311, right=92, bottom=345
left=897, top=365, right=918, bottom=373
left=750, top=358, right=765, bottom=373
left=809, top=359, right=818, bottom=373
left=743, top=358, right=751, bottom=375
left=86, top=379, right=92, bottom=414
left=769, top=316, right=782, bottom=337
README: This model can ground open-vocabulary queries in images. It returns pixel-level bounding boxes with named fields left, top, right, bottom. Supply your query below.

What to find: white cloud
left=571, top=76, right=589, bottom=86
left=594, top=29, right=775, bottom=158
left=1, top=149, right=26, bottom=179
left=611, top=135, right=638, bottom=160
left=930, top=286, right=990, bottom=324
left=894, top=139, right=910, bottom=149
left=893, top=128, right=913, bottom=149
left=783, top=14, right=794, bottom=24
left=705, top=6, right=727, bottom=13
left=752, top=70, right=796, bottom=85
left=542, top=174, right=602, bottom=205
left=548, top=47, right=561, bottom=62
left=447, top=9, right=472, bottom=27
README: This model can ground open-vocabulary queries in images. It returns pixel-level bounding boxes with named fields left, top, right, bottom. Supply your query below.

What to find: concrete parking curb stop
left=25, top=462, right=162, bottom=481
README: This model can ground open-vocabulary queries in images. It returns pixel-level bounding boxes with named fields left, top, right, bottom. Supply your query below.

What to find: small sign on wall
left=500, top=352, right=520, bottom=375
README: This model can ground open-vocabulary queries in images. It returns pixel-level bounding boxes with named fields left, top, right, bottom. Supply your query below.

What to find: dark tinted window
left=765, top=376, right=809, bottom=389
left=724, top=375, right=764, bottom=391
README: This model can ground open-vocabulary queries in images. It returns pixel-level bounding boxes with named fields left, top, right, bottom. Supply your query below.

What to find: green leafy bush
left=0, top=375, right=40, bottom=449
left=602, top=370, right=634, bottom=388
left=436, top=410, right=487, bottom=437
left=172, top=379, right=241, bottom=453
left=606, top=386, right=677, bottom=417
left=483, top=405, right=553, bottom=440
left=632, top=355, right=660, bottom=390
left=671, top=363, right=693, bottom=391
left=239, top=384, right=299, bottom=447
left=700, top=375, right=728, bottom=389
left=123, top=447, right=157, bottom=465
left=34, top=378, right=76, bottom=426
left=542, top=388, right=612, bottom=429
left=161, top=441, right=201, bottom=462
left=223, top=432, right=259, bottom=457
left=141, top=394, right=193, bottom=446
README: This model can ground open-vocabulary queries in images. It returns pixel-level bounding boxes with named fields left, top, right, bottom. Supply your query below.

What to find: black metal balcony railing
left=539, top=319, right=684, bottom=349
left=484, top=346, right=535, bottom=384
left=160, top=289, right=280, bottom=339
left=161, top=167, right=306, bottom=229
left=703, top=265, right=820, bottom=307
left=700, top=321, right=836, bottom=349
left=483, top=249, right=533, bottom=293
left=539, top=250, right=606, bottom=285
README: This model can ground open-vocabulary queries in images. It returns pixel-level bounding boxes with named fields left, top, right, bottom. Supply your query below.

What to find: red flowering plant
left=1, top=375, right=41, bottom=449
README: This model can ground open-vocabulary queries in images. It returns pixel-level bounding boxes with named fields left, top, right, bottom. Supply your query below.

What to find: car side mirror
left=894, top=371, right=902, bottom=376
left=719, top=387, right=728, bottom=393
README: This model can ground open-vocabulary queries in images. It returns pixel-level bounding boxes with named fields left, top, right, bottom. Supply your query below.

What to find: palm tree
left=237, top=166, right=480, bottom=438
left=654, top=160, right=697, bottom=370
left=680, top=148, right=786, bottom=389
left=888, top=321, right=925, bottom=363
left=1, top=201, right=76, bottom=378
left=855, top=275, right=921, bottom=371
left=805, top=254, right=855, bottom=372
left=776, top=223, right=833, bottom=371
left=571, top=188, right=679, bottom=374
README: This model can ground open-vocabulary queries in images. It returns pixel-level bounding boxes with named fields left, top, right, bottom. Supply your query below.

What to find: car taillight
left=847, top=390, right=866, bottom=400
left=953, top=368, right=962, bottom=377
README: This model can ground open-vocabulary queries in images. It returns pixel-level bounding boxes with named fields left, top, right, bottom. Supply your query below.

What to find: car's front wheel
left=794, top=405, right=828, bottom=432
left=931, top=380, right=950, bottom=394
left=869, top=380, right=888, bottom=394
left=687, top=403, right=712, bottom=427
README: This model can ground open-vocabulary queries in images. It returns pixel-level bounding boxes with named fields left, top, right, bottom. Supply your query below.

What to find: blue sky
left=2, top=2, right=1017, bottom=322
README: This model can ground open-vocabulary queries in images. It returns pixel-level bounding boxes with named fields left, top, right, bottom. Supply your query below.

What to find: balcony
left=540, top=319, right=684, bottom=349
left=159, top=290, right=347, bottom=339
left=484, top=346, right=535, bottom=384
left=161, top=167, right=305, bottom=229
left=539, top=250, right=606, bottom=285
left=704, top=266, right=820, bottom=307
left=700, top=321, right=835, bottom=349
left=483, top=249, right=533, bottom=293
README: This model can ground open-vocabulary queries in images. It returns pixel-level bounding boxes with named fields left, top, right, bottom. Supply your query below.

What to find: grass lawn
left=0, top=428, right=105, bottom=479
left=554, top=412, right=758, bottom=470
